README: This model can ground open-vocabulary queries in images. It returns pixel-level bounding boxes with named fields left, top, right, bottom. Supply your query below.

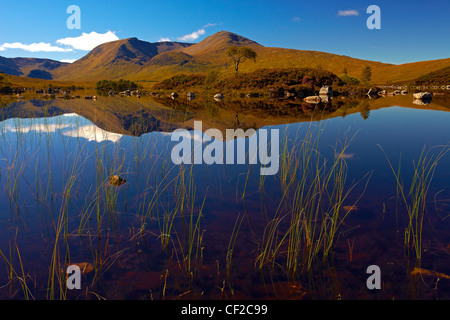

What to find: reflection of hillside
left=1, top=93, right=449, bottom=137
left=153, top=95, right=355, bottom=132
left=0, top=96, right=190, bottom=136
left=359, top=93, right=449, bottom=111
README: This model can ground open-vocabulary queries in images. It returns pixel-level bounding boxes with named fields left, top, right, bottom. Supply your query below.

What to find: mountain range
left=1, top=31, right=450, bottom=85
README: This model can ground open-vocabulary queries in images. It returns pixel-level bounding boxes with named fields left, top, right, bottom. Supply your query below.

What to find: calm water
left=0, top=93, right=450, bottom=300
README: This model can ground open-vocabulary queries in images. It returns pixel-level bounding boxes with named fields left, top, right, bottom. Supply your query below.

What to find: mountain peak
left=183, top=30, right=261, bottom=56
left=213, top=31, right=259, bottom=42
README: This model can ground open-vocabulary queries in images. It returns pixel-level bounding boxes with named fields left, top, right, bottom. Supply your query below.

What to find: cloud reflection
left=63, top=125, right=123, bottom=143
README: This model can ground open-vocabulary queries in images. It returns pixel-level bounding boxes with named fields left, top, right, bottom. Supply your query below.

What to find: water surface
left=1, top=93, right=450, bottom=300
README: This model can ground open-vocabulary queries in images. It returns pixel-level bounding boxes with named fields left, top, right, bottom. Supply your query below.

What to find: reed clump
left=256, top=124, right=370, bottom=276
left=379, top=144, right=450, bottom=263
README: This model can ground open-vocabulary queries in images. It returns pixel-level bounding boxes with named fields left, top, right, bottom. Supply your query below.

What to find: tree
left=361, top=66, right=372, bottom=83
left=226, top=46, right=257, bottom=75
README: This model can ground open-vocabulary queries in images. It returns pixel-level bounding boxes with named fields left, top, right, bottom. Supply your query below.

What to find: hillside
left=117, top=32, right=450, bottom=84
left=153, top=67, right=344, bottom=93
left=403, top=65, right=450, bottom=86
left=373, top=57, right=450, bottom=84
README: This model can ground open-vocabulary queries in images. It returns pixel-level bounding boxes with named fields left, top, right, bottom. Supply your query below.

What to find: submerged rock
left=74, top=262, right=94, bottom=274
left=109, top=175, right=127, bottom=186
left=65, top=262, right=94, bottom=275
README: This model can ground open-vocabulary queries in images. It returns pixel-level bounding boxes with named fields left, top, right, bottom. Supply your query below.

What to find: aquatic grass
left=256, top=123, right=370, bottom=276
left=152, top=163, right=209, bottom=291
left=0, top=230, right=34, bottom=299
left=225, top=213, right=245, bottom=297
left=379, top=144, right=450, bottom=263
left=47, top=138, right=90, bottom=300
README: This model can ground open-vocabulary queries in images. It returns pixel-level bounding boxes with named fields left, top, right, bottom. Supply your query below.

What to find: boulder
left=303, top=96, right=321, bottom=104
left=284, top=91, right=295, bottom=98
left=319, top=86, right=333, bottom=96
left=413, top=92, right=432, bottom=100
left=187, top=92, right=195, bottom=101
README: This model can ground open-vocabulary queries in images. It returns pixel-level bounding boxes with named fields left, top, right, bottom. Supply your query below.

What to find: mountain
left=2, top=31, right=450, bottom=85
left=133, top=31, right=393, bottom=82
left=53, top=38, right=193, bottom=81
left=0, top=56, right=67, bottom=79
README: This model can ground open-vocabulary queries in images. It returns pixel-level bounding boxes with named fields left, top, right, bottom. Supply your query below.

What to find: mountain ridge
left=0, top=56, right=68, bottom=79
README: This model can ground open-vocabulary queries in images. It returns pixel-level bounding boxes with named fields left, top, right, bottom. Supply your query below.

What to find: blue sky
left=0, top=0, right=449, bottom=64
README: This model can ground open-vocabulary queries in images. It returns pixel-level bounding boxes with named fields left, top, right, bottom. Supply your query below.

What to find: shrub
left=96, top=79, right=140, bottom=91
left=339, top=73, right=360, bottom=85
left=153, top=74, right=207, bottom=90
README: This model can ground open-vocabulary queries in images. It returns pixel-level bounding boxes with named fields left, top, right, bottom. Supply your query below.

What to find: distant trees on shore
left=96, top=79, right=140, bottom=92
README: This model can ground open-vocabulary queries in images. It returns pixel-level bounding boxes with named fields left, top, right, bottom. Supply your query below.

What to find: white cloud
left=0, top=42, right=72, bottom=52
left=338, top=10, right=359, bottom=16
left=176, top=23, right=217, bottom=42
left=158, top=37, right=172, bottom=42
left=60, top=59, right=77, bottom=63
left=177, top=29, right=206, bottom=42
left=56, top=31, right=119, bottom=51
left=292, top=17, right=301, bottom=22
